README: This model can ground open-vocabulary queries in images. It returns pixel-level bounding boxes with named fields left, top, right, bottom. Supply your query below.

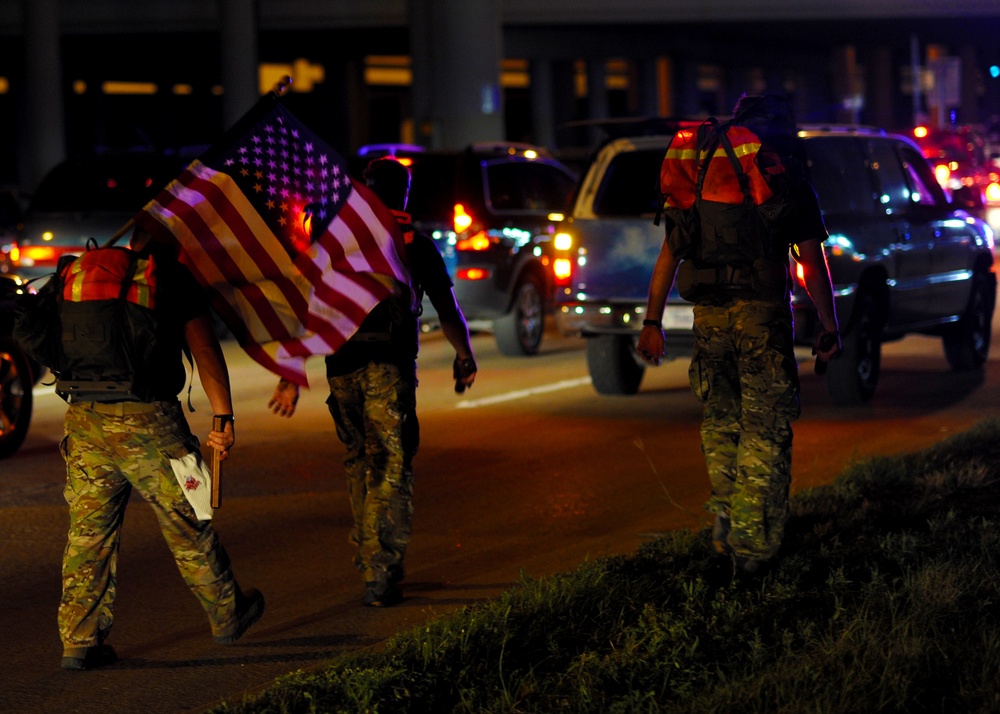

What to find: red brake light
left=457, top=267, right=490, bottom=281
left=553, top=257, right=572, bottom=285
left=795, top=261, right=806, bottom=286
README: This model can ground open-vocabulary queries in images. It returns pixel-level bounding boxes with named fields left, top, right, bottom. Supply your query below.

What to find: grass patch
left=211, top=417, right=1000, bottom=713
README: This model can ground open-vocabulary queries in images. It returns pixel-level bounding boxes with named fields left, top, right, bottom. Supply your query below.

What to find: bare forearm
left=430, top=290, right=474, bottom=359
left=797, top=240, right=839, bottom=332
left=186, top=316, right=234, bottom=415
left=644, top=240, right=680, bottom=320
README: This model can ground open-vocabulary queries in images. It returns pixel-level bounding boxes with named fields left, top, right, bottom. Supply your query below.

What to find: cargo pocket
left=688, top=350, right=711, bottom=405
left=758, top=346, right=801, bottom=421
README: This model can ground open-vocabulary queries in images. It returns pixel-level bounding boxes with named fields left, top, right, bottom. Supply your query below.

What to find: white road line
left=456, top=376, right=592, bottom=408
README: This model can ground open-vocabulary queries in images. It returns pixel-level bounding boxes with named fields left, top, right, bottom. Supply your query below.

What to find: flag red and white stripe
left=135, top=101, right=411, bottom=386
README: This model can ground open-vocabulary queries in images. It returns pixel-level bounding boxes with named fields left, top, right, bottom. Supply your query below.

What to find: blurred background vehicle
left=350, top=142, right=578, bottom=355
left=5, top=151, right=194, bottom=285
left=910, top=125, right=1000, bottom=232
left=0, top=274, right=40, bottom=459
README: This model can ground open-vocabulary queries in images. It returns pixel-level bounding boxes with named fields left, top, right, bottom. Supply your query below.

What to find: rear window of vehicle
left=803, top=137, right=876, bottom=215
left=483, top=160, right=576, bottom=213
left=868, top=138, right=949, bottom=212
left=593, top=148, right=665, bottom=216
left=29, top=155, right=186, bottom=213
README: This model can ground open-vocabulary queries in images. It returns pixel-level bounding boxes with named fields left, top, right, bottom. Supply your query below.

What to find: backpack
left=659, top=95, right=795, bottom=302
left=13, top=244, right=161, bottom=402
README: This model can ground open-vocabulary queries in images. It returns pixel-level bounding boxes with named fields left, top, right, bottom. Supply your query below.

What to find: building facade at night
left=0, top=0, right=998, bottom=191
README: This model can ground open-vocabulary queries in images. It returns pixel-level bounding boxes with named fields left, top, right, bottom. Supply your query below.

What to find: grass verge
left=211, top=417, right=1000, bottom=713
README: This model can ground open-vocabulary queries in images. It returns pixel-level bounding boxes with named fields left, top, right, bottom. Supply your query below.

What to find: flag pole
left=105, top=76, right=294, bottom=249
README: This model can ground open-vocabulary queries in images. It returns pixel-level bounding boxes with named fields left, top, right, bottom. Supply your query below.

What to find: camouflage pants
left=689, top=299, right=801, bottom=561
left=327, top=362, right=418, bottom=585
left=58, top=400, right=239, bottom=654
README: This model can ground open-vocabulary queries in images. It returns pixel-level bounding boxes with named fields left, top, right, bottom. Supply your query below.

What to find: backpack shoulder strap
left=716, top=127, right=753, bottom=205
left=694, top=118, right=723, bottom=207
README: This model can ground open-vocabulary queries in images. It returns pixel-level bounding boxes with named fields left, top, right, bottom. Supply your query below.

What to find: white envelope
left=170, top=451, right=214, bottom=521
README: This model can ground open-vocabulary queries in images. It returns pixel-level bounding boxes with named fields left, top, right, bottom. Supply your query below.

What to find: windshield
left=29, top=155, right=187, bottom=213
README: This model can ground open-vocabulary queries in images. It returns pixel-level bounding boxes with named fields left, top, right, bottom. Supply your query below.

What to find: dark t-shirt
left=779, top=177, right=829, bottom=250
left=324, top=228, right=453, bottom=377
left=149, top=257, right=209, bottom=400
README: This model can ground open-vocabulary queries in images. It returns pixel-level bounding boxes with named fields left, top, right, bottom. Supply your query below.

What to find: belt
left=352, top=331, right=391, bottom=343
left=86, top=401, right=162, bottom=416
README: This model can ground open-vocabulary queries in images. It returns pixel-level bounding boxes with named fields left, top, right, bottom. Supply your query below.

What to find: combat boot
left=213, top=587, right=265, bottom=644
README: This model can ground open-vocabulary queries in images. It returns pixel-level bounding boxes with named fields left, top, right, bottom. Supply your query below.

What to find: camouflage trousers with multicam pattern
left=327, top=362, right=418, bottom=586
left=58, top=400, right=240, bottom=653
left=689, top=299, right=801, bottom=561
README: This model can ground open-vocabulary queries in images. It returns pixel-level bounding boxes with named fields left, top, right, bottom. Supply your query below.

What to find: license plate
left=660, top=304, right=694, bottom=330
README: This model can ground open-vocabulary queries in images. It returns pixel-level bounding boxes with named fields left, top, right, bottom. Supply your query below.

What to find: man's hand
left=453, top=355, right=477, bottom=394
left=636, top=324, right=666, bottom=366
left=207, top=419, right=235, bottom=462
left=812, top=329, right=842, bottom=375
left=268, top=379, right=300, bottom=417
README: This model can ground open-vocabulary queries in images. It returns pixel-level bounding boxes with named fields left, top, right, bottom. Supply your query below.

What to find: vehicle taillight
left=7, top=242, right=19, bottom=262
left=986, top=182, right=1000, bottom=204
left=553, top=258, right=572, bottom=284
left=553, top=231, right=572, bottom=251
left=552, top=231, right=574, bottom=286
left=456, top=231, right=490, bottom=251
left=453, top=203, right=473, bottom=233
left=457, top=267, right=490, bottom=281
left=19, top=245, right=59, bottom=263
left=934, top=163, right=951, bottom=187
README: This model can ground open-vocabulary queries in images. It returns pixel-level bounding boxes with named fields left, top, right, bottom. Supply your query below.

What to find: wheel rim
left=970, top=286, right=991, bottom=359
left=515, top=283, right=543, bottom=349
left=855, top=306, right=879, bottom=394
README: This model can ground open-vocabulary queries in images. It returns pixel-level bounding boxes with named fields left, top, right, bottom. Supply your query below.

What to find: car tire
left=495, top=275, right=544, bottom=356
left=942, top=271, right=995, bottom=371
left=586, top=334, right=645, bottom=395
left=825, top=293, right=881, bottom=406
left=0, top=336, right=34, bottom=459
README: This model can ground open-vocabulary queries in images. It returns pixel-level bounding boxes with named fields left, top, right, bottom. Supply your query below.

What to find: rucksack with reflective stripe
left=58, top=245, right=162, bottom=402
left=659, top=95, right=794, bottom=301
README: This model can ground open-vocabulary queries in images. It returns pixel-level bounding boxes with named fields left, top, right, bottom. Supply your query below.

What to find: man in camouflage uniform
left=58, top=232, right=263, bottom=670
left=269, top=158, right=477, bottom=607
left=637, top=95, right=840, bottom=575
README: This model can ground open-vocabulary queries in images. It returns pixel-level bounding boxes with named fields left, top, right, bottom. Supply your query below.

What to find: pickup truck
left=552, top=124, right=996, bottom=405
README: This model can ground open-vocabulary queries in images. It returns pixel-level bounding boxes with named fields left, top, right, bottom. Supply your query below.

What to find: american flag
left=134, top=95, right=412, bottom=386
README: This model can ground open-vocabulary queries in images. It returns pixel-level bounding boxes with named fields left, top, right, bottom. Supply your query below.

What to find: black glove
left=453, top=356, right=477, bottom=394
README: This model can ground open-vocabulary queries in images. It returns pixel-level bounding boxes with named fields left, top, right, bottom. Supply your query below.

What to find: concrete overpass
left=1, top=0, right=998, bottom=191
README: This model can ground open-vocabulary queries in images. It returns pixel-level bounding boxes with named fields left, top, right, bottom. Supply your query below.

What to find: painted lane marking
left=456, top=376, right=592, bottom=408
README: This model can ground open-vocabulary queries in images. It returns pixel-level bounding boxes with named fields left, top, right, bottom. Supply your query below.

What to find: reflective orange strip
left=661, top=126, right=778, bottom=208
left=62, top=250, right=156, bottom=308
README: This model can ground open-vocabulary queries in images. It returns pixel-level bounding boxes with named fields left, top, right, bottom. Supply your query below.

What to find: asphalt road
left=2, top=314, right=998, bottom=713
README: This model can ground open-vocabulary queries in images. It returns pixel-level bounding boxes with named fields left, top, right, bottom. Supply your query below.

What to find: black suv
left=351, top=143, right=578, bottom=355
